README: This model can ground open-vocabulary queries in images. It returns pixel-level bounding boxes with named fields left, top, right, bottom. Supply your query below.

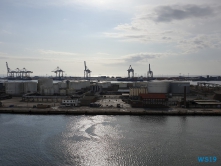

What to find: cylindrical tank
left=5, top=82, right=23, bottom=95
left=147, top=81, right=171, bottom=93
left=38, top=78, right=53, bottom=93
left=23, top=82, right=37, bottom=93
left=58, top=82, right=67, bottom=89
left=59, top=89, right=66, bottom=95
left=69, top=81, right=82, bottom=90
left=53, top=83, right=59, bottom=94
left=119, top=83, right=127, bottom=88
left=170, top=81, right=190, bottom=94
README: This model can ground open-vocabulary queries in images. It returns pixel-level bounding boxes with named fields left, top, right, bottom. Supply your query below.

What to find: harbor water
left=0, top=114, right=221, bottom=165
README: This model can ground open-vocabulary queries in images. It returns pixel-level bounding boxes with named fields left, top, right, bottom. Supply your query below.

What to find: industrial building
left=61, top=98, right=80, bottom=107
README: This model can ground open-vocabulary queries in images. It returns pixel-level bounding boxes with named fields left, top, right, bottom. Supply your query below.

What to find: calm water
left=0, top=115, right=221, bottom=166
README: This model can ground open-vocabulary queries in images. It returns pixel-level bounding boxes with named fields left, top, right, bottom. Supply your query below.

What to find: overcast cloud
left=0, top=0, right=221, bottom=76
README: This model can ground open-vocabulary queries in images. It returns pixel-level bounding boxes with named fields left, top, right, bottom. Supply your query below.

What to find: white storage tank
left=147, top=81, right=171, bottom=93
left=5, top=82, right=23, bottom=95
left=53, top=83, right=59, bottom=94
left=60, top=89, right=66, bottom=96
left=43, top=88, right=54, bottom=96
left=69, top=81, right=82, bottom=90
left=119, top=83, right=127, bottom=88
left=38, top=78, right=53, bottom=88
left=66, top=89, right=75, bottom=95
left=171, top=81, right=190, bottom=94
left=23, top=82, right=37, bottom=93
left=58, top=82, right=67, bottom=89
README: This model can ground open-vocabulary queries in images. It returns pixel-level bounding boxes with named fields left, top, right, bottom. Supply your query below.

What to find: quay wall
left=0, top=108, right=221, bottom=116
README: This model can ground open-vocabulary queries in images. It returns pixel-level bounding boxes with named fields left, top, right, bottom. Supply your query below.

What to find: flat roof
left=194, top=100, right=219, bottom=102
left=139, top=93, right=166, bottom=99
left=122, top=93, right=129, bottom=96
left=195, top=102, right=221, bottom=105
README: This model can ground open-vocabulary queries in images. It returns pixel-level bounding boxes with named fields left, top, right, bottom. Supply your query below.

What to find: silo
left=38, top=78, right=53, bottom=94
left=147, top=81, right=171, bottom=93
left=60, top=89, right=66, bottom=95
left=5, top=82, right=23, bottom=95
left=58, top=82, right=67, bottom=89
left=119, top=83, right=127, bottom=88
left=23, top=82, right=37, bottom=93
left=171, top=81, right=190, bottom=94
left=53, top=83, right=59, bottom=94
left=69, top=81, right=82, bottom=90
left=38, top=78, right=53, bottom=88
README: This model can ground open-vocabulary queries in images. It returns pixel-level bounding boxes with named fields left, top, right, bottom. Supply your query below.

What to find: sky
left=0, top=0, right=221, bottom=77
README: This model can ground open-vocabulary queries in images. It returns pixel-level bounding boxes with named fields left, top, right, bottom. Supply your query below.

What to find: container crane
left=22, top=68, right=33, bottom=78
left=6, top=62, right=16, bottom=78
left=52, top=67, right=64, bottom=79
left=84, top=61, right=91, bottom=79
left=147, top=64, right=153, bottom=80
left=5, top=62, right=33, bottom=80
left=127, top=65, right=134, bottom=78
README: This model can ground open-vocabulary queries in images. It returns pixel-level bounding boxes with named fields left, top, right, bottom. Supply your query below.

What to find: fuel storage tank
left=147, top=81, right=171, bottom=93
left=170, top=81, right=190, bottom=94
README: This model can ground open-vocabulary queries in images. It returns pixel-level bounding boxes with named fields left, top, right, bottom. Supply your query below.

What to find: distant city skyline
left=1, top=0, right=221, bottom=77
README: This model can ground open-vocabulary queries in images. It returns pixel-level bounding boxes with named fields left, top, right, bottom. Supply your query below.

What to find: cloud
left=178, top=34, right=221, bottom=53
left=39, top=49, right=79, bottom=56
left=0, top=53, right=50, bottom=62
left=148, top=5, right=215, bottom=22
left=105, top=4, right=221, bottom=53
left=122, top=52, right=172, bottom=63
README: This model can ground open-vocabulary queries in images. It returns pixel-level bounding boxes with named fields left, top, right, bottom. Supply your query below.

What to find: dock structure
left=197, top=82, right=221, bottom=89
left=1, top=107, right=221, bottom=115
left=21, top=96, right=68, bottom=102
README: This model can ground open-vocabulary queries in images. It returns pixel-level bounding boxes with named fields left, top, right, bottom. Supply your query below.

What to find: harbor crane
left=127, top=65, right=134, bottom=78
left=147, top=64, right=153, bottom=80
left=6, top=62, right=16, bottom=78
left=84, top=61, right=91, bottom=79
left=22, top=68, right=33, bottom=77
left=52, top=67, right=64, bottom=78
left=6, top=62, right=33, bottom=79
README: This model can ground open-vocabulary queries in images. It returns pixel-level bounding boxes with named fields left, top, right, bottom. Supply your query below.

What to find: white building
left=61, top=99, right=80, bottom=107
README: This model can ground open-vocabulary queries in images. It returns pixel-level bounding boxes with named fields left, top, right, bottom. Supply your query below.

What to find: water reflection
left=1, top=115, right=221, bottom=166
left=60, top=116, right=122, bottom=166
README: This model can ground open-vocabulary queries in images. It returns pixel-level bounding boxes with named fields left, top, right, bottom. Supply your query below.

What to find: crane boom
left=6, top=62, right=10, bottom=72
left=84, top=61, right=87, bottom=70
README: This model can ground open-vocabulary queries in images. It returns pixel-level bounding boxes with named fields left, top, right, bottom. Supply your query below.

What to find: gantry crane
left=84, top=61, right=91, bottom=79
left=6, top=62, right=33, bottom=79
left=52, top=67, right=64, bottom=78
left=127, top=65, right=134, bottom=78
left=147, top=64, right=153, bottom=80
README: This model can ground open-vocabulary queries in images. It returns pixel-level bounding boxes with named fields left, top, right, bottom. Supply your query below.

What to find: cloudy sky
left=0, top=0, right=221, bottom=77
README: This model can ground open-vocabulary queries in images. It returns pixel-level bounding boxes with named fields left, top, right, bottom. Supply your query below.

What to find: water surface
left=0, top=115, right=221, bottom=165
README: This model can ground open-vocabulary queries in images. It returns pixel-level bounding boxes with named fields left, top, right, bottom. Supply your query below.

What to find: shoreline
left=1, top=107, right=221, bottom=115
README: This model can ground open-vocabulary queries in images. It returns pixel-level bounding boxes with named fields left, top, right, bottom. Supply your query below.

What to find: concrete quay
left=1, top=107, right=221, bottom=115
